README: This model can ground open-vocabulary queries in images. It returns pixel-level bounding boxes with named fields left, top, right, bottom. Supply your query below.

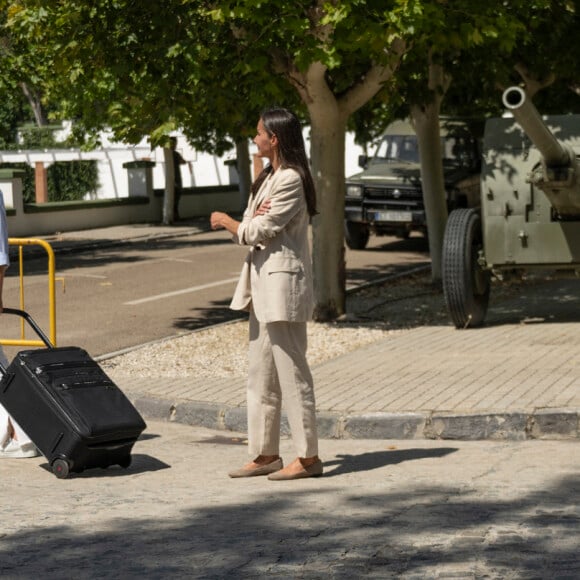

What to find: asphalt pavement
left=1, top=420, right=578, bottom=578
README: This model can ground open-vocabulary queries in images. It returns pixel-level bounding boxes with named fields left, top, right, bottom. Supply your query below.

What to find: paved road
left=2, top=228, right=429, bottom=357
left=0, top=420, right=577, bottom=579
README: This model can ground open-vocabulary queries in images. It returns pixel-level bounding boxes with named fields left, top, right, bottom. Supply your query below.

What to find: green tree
left=10, top=1, right=578, bottom=319
left=400, top=0, right=529, bottom=283
left=203, top=1, right=410, bottom=320
left=350, top=0, right=578, bottom=283
left=0, top=89, right=28, bottom=147
left=0, top=3, right=51, bottom=126
left=4, top=1, right=301, bottom=221
left=5, top=0, right=412, bottom=320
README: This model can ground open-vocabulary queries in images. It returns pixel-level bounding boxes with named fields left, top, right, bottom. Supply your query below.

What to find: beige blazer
left=230, top=167, right=314, bottom=323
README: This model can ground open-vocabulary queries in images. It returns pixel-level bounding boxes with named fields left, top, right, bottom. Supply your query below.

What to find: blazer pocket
left=265, top=257, right=305, bottom=313
left=266, top=256, right=303, bottom=275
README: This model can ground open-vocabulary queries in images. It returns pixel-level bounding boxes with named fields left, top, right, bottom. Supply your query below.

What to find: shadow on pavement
left=173, top=300, right=247, bottom=331
left=37, top=454, right=170, bottom=479
left=485, top=278, right=580, bottom=326
left=346, top=261, right=430, bottom=288
left=323, top=447, right=458, bottom=477
left=363, top=235, right=430, bottom=254
left=0, top=475, right=577, bottom=577
left=6, top=236, right=233, bottom=275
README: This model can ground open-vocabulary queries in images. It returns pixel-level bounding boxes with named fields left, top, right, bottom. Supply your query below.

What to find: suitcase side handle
left=2, top=307, right=55, bottom=350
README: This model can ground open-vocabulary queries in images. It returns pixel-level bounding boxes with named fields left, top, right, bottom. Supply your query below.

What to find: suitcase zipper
left=33, top=360, right=96, bottom=374
left=58, top=381, right=115, bottom=390
left=30, top=362, right=116, bottom=390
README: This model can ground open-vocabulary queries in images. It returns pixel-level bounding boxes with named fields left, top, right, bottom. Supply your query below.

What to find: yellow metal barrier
left=1, top=238, right=57, bottom=347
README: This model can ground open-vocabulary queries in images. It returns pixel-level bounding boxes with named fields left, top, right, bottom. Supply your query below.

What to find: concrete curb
left=130, top=394, right=580, bottom=441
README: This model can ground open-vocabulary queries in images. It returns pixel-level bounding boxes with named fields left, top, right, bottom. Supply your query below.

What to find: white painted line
left=124, top=277, right=240, bottom=305
left=58, top=273, right=108, bottom=279
left=147, top=258, right=194, bottom=265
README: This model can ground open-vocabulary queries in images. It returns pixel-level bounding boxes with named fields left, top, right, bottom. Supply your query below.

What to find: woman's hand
left=210, top=211, right=240, bottom=236
left=254, top=198, right=271, bottom=217
left=210, top=211, right=227, bottom=230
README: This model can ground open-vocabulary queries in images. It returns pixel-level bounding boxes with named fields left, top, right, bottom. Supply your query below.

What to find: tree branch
left=513, top=63, right=556, bottom=97
left=20, top=82, right=48, bottom=126
left=338, top=37, right=406, bottom=117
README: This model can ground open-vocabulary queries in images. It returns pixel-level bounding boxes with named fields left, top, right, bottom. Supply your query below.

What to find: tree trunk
left=308, top=104, right=348, bottom=321
left=235, top=138, right=252, bottom=212
left=162, top=146, right=175, bottom=225
left=410, top=60, right=451, bottom=284
left=286, top=43, right=406, bottom=321
left=411, top=104, right=447, bottom=283
left=20, top=82, right=48, bottom=127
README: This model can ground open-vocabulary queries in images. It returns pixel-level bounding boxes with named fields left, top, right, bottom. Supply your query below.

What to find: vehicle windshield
left=375, top=135, right=419, bottom=163
left=374, top=134, right=473, bottom=165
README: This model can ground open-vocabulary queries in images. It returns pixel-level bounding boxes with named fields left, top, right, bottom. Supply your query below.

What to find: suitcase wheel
left=119, top=455, right=132, bottom=469
left=52, top=458, right=70, bottom=479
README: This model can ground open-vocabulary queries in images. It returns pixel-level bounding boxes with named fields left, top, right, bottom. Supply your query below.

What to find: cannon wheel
left=344, top=221, right=370, bottom=250
left=442, top=208, right=490, bottom=328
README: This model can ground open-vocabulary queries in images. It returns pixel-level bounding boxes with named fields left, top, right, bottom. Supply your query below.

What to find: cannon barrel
left=502, top=86, right=570, bottom=166
left=502, top=86, right=580, bottom=217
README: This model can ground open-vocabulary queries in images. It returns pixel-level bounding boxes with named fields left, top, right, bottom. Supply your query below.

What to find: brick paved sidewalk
left=113, top=314, right=580, bottom=441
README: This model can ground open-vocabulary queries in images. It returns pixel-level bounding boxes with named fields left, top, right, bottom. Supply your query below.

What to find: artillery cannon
left=442, top=86, right=580, bottom=328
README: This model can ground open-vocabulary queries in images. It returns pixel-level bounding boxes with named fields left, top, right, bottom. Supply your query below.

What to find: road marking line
left=124, top=277, right=240, bottom=305
left=57, top=273, right=108, bottom=279
left=147, top=258, right=195, bottom=265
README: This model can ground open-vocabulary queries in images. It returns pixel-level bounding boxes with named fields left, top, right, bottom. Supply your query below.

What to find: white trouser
left=246, top=310, right=319, bottom=458
left=0, top=347, right=32, bottom=446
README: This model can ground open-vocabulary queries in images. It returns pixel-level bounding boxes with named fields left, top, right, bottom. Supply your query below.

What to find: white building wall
left=0, top=127, right=367, bottom=202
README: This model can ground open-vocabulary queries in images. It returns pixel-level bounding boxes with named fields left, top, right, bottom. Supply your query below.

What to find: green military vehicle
left=344, top=119, right=481, bottom=249
left=442, top=86, right=580, bottom=328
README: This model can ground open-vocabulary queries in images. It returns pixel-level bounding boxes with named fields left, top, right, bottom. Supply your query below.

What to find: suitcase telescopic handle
left=2, top=307, right=55, bottom=350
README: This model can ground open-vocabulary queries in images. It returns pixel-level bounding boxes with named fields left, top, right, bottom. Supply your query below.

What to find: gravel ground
left=100, top=269, right=525, bottom=378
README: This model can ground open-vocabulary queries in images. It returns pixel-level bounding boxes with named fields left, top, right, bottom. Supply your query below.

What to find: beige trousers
left=247, top=310, right=319, bottom=458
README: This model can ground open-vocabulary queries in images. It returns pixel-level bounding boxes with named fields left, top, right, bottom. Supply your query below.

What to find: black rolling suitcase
left=0, top=308, right=146, bottom=478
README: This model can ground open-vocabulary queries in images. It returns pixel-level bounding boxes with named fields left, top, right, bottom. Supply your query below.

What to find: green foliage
left=0, top=92, right=29, bottom=148
left=347, top=0, right=580, bottom=144
left=4, top=0, right=580, bottom=318
left=17, top=125, right=60, bottom=148
left=3, top=0, right=580, bottom=151
left=2, top=0, right=411, bottom=150
left=0, top=124, right=98, bottom=202
left=47, top=160, right=98, bottom=202
left=0, top=159, right=98, bottom=203
left=0, top=162, right=35, bottom=202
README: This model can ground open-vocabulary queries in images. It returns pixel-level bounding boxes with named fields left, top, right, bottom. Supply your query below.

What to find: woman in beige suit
left=210, top=108, right=322, bottom=480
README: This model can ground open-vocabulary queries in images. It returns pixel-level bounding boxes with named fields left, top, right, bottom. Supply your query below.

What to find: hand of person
left=254, top=198, right=271, bottom=217
left=210, top=211, right=226, bottom=230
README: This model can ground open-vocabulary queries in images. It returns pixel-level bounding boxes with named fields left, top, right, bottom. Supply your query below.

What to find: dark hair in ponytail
left=250, top=108, right=317, bottom=217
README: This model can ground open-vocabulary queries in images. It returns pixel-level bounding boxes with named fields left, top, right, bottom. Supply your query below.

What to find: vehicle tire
left=345, top=221, right=370, bottom=250
left=52, top=458, right=70, bottom=479
left=442, top=208, right=490, bottom=328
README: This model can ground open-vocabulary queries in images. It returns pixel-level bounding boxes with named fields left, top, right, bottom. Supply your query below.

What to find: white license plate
left=373, top=211, right=412, bottom=222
